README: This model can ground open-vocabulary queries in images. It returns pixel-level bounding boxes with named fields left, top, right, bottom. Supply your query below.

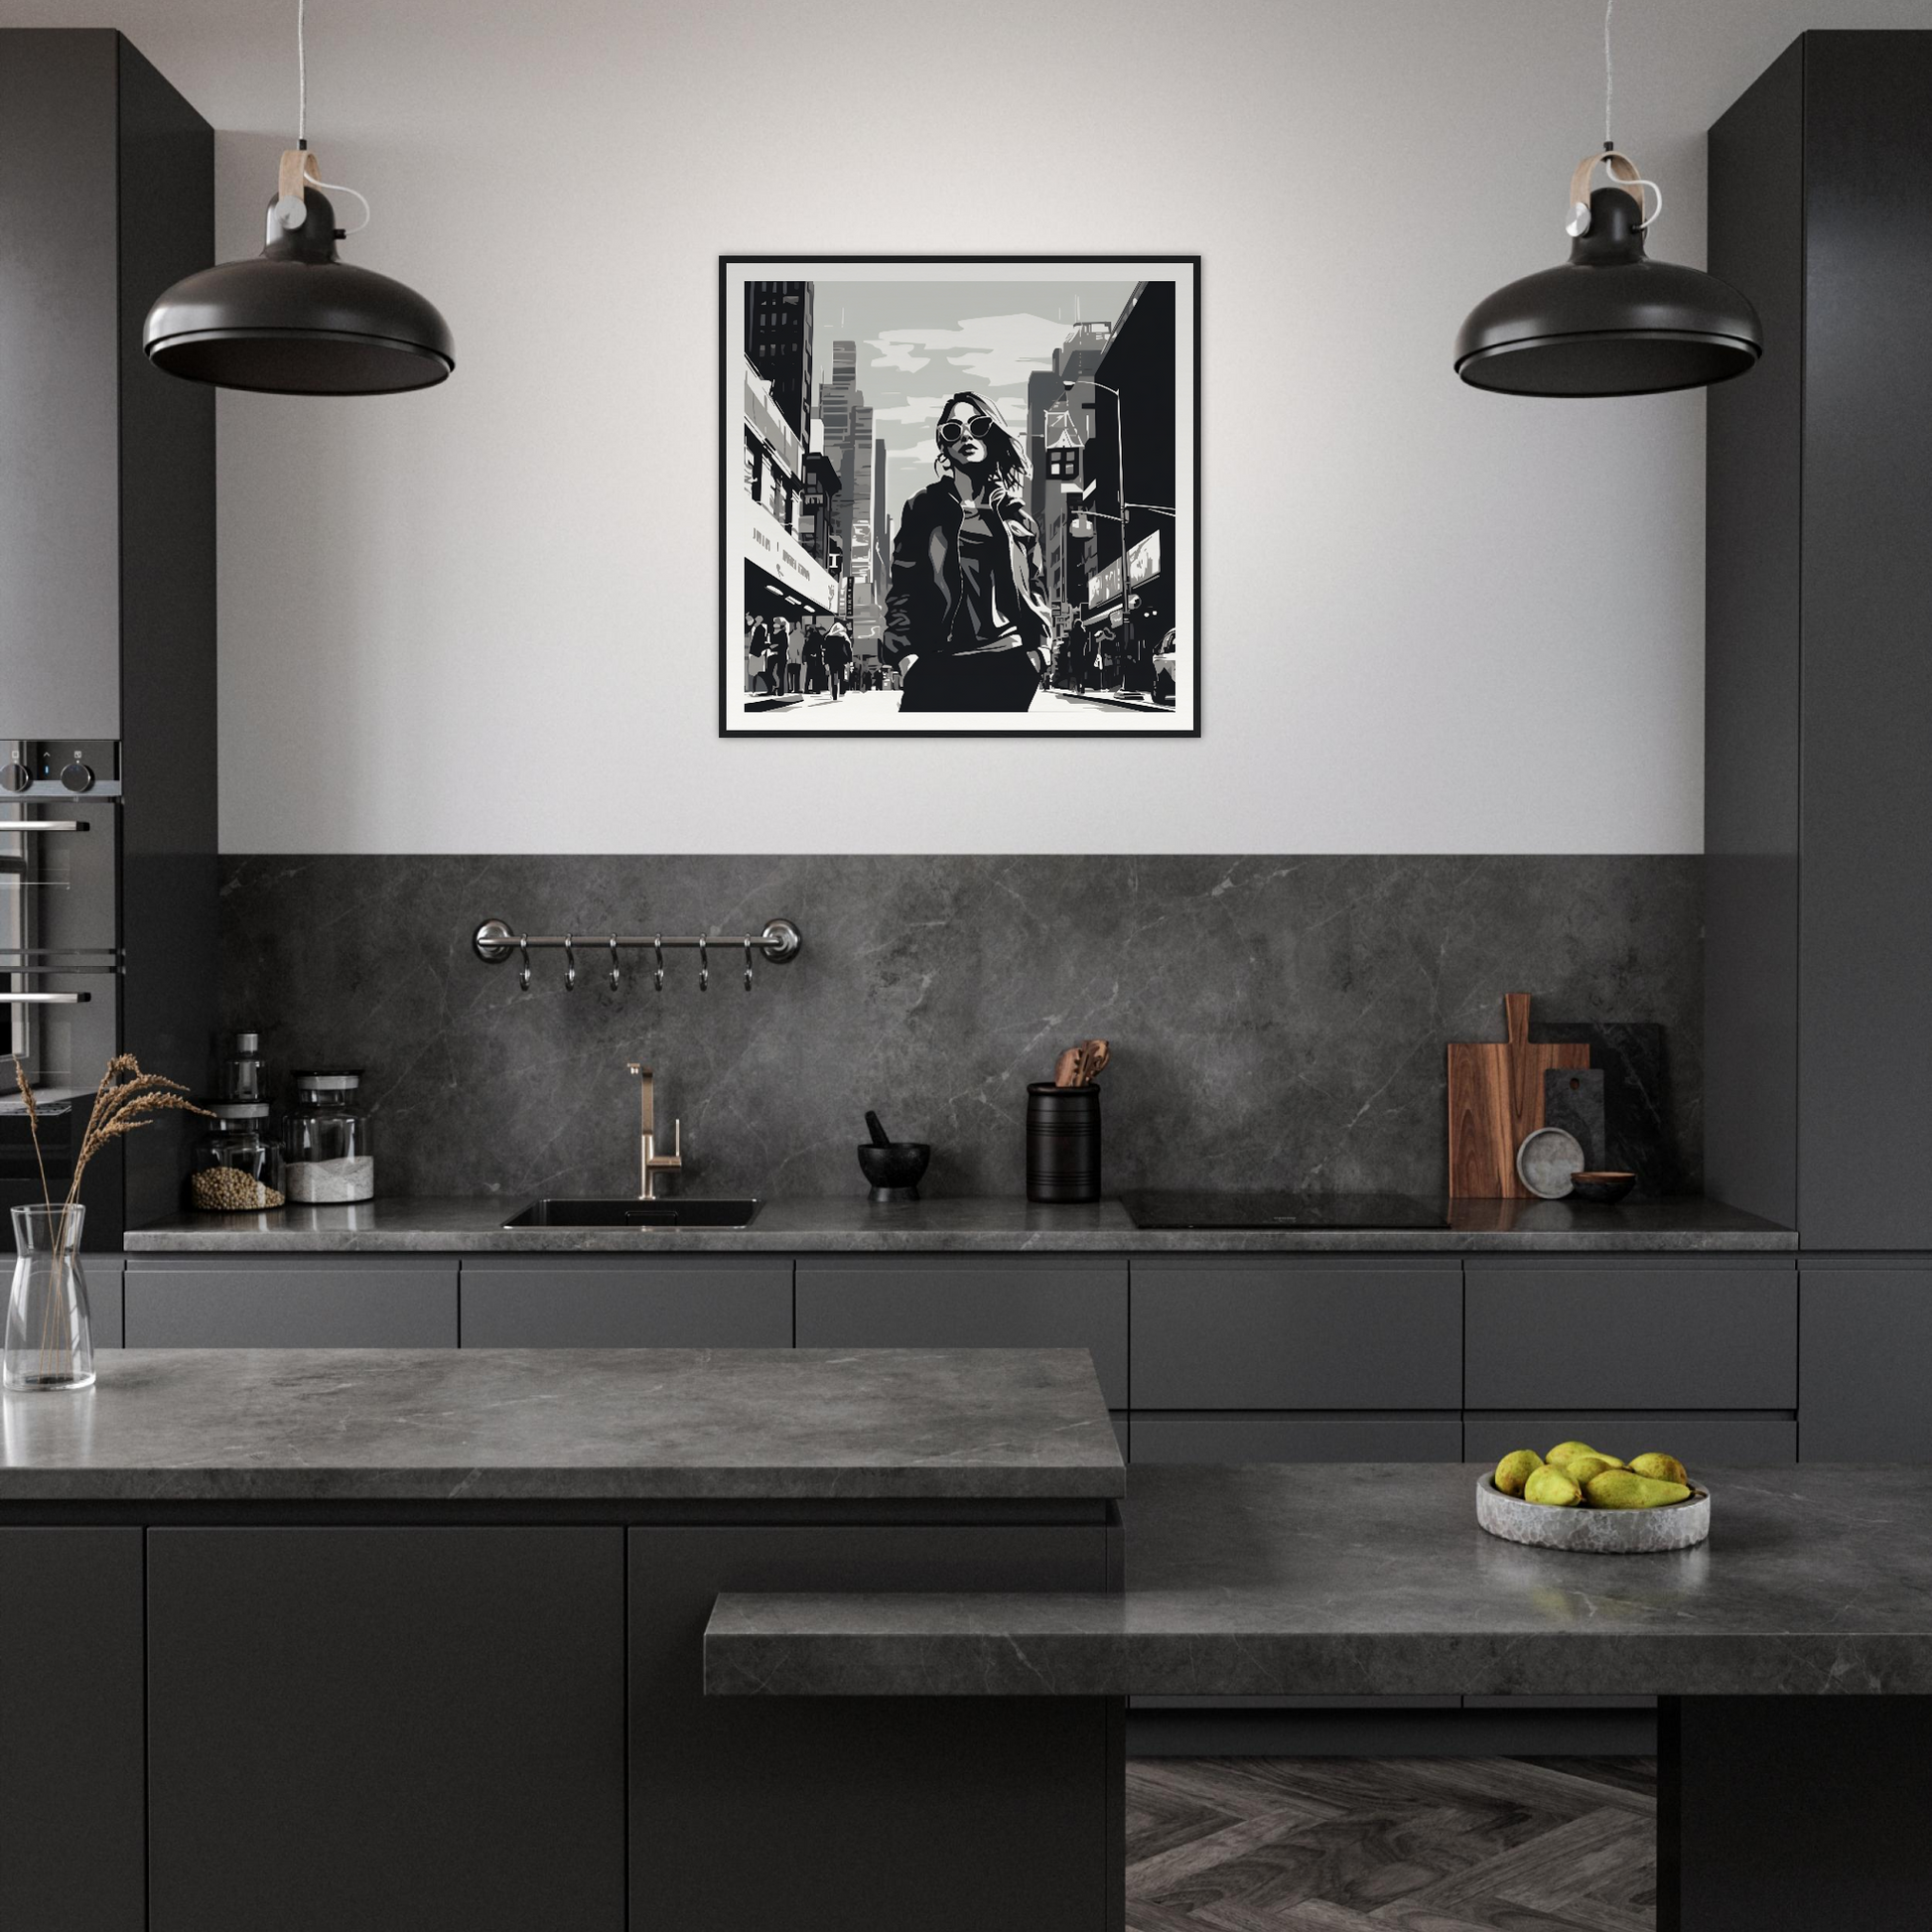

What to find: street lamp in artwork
left=1062, top=377, right=1131, bottom=624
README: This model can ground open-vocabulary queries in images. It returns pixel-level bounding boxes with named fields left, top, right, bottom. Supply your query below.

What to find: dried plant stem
left=13, top=1062, right=52, bottom=1211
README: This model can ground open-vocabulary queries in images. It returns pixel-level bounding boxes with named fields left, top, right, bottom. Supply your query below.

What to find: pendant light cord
left=1602, top=0, right=1614, bottom=147
left=290, top=1, right=371, bottom=232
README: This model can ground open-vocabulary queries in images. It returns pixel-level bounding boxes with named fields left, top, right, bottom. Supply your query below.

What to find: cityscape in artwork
left=732, top=267, right=1185, bottom=727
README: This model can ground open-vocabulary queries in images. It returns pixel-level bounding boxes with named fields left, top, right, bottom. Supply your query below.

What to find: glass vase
left=5, top=1204, right=95, bottom=1393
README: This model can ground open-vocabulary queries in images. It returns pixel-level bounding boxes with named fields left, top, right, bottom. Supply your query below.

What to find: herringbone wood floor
left=1125, top=1756, right=1657, bottom=1931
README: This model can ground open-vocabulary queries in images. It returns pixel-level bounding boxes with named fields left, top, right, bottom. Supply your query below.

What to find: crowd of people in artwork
left=742, top=608, right=1176, bottom=709
left=744, top=613, right=897, bottom=701
left=1049, top=618, right=1176, bottom=704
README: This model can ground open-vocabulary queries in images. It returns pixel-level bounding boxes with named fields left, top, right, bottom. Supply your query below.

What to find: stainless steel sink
left=502, top=1197, right=761, bottom=1229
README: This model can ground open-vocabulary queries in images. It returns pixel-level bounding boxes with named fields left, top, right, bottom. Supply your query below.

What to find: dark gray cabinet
left=629, top=1522, right=1116, bottom=1932
left=1800, top=1262, right=1932, bottom=1458
left=795, top=1256, right=1128, bottom=1409
left=1464, top=1260, right=1796, bottom=1411
left=125, top=1256, right=458, bottom=1346
left=0, top=1529, right=145, bottom=1932
left=148, top=1527, right=625, bottom=1932
left=1708, top=32, right=1932, bottom=1250
left=1132, top=1258, right=1461, bottom=1411
left=0, top=30, right=216, bottom=1244
left=460, top=1255, right=791, bottom=1347
left=83, top=1255, right=123, bottom=1348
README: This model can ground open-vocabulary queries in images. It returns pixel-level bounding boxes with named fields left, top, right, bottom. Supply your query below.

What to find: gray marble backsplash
left=217, top=857, right=1703, bottom=1202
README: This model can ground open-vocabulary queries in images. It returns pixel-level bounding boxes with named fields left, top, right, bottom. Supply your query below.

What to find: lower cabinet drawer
left=1464, top=1260, right=1796, bottom=1409
left=85, top=1256, right=124, bottom=1348
left=1463, top=1412, right=1797, bottom=1466
left=1131, top=1414, right=1463, bottom=1463
left=1132, top=1259, right=1462, bottom=1410
left=795, top=1258, right=1128, bottom=1409
left=1800, top=1265, right=1932, bottom=1458
left=460, top=1257, right=791, bottom=1347
left=124, top=1258, right=459, bottom=1347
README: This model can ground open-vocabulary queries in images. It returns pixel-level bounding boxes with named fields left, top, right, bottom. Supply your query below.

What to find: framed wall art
left=721, top=255, right=1199, bottom=737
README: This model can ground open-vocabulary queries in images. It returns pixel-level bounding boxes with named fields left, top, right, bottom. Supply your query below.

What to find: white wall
left=6, top=0, right=1928, bottom=854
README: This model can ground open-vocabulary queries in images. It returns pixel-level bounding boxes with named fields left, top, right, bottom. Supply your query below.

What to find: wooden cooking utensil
left=1053, top=1047, right=1080, bottom=1087
left=1447, top=993, right=1589, bottom=1198
left=1085, top=1039, right=1110, bottom=1080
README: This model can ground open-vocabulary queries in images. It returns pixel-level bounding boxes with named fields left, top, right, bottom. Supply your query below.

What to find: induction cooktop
left=1118, top=1191, right=1450, bottom=1230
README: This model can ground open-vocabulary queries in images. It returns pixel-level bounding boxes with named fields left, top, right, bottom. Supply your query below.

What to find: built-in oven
left=1, top=741, right=124, bottom=1240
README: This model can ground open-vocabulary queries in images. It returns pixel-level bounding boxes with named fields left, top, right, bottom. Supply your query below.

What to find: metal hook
left=698, top=937, right=709, bottom=993
left=653, top=937, right=664, bottom=994
left=744, top=938, right=754, bottom=993
left=517, top=934, right=531, bottom=993
left=608, top=936, right=621, bottom=991
left=563, top=935, right=577, bottom=992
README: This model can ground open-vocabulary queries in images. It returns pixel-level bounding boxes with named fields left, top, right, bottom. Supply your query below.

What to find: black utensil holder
left=1028, top=1083, right=1101, bottom=1203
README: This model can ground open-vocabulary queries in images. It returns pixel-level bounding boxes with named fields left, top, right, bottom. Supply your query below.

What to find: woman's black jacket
left=882, top=480, right=1052, bottom=667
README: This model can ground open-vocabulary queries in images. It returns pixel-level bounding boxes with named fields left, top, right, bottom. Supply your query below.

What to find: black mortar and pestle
left=859, top=1110, right=929, bottom=1203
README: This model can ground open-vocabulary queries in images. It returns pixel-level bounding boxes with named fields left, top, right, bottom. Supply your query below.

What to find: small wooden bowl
left=1569, top=1171, right=1637, bottom=1204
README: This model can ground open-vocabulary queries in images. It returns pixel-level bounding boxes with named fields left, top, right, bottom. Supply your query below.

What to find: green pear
left=1628, top=1452, right=1690, bottom=1486
left=1562, top=1452, right=1620, bottom=1486
left=1546, top=1440, right=1599, bottom=1464
left=1494, top=1449, right=1543, bottom=1496
left=1585, top=1470, right=1693, bottom=1510
left=1524, top=1465, right=1584, bottom=1507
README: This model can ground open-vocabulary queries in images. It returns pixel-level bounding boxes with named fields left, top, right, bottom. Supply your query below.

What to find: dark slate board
left=1542, top=1066, right=1606, bottom=1172
left=1531, top=1022, right=1683, bottom=1197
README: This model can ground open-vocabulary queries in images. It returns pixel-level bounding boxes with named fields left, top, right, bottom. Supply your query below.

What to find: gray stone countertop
left=0, top=1347, right=1123, bottom=1503
left=706, top=1461, right=1932, bottom=1698
left=121, top=1194, right=1796, bottom=1254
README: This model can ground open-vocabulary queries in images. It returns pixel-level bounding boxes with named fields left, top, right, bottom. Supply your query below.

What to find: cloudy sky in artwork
left=811, top=279, right=1136, bottom=526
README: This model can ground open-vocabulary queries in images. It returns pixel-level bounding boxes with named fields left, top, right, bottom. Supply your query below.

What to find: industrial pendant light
left=1453, top=1, right=1759, bottom=397
left=143, top=1, right=453, bottom=395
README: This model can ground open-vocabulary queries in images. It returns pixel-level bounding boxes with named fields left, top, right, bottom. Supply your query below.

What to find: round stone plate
left=1476, top=1474, right=1711, bottom=1553
left=1515, top=1127, right=1586, bottom=1198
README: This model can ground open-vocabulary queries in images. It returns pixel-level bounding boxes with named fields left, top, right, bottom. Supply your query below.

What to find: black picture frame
left=721, top=254, right=1201, bottom=739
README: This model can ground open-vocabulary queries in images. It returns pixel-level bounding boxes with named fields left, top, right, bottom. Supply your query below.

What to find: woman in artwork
left=882, top=392, right=1051, bottom=714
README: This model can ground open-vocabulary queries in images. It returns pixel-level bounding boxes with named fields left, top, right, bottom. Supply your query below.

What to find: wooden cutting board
left=1448, top=994, right=1589, bottom=1198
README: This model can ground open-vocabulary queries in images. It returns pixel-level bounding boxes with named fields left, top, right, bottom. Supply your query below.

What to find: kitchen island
left=0, top=1346, right=1125, bottom=1932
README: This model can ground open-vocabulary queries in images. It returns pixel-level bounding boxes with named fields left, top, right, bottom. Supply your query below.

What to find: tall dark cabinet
left=1707, top=30, right=1932, bottom=1255
left=0, top=31, right=215, bottom=1247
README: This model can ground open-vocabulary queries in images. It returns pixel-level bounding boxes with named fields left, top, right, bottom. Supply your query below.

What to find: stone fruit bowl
left=1476, top=1474, right=1710, bottom=1553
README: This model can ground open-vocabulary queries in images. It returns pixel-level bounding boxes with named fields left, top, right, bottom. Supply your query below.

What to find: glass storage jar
left=189, top=1103, right=287, bottom=1211
left=283, top=1069, right=375, bottom=1203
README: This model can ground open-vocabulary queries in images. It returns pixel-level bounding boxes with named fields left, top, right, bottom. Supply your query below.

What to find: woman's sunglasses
left=936, top=413, right=994, bottom=446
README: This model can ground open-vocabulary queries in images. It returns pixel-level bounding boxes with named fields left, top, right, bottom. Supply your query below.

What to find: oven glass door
left=1, top=801, right=120, bottom=1222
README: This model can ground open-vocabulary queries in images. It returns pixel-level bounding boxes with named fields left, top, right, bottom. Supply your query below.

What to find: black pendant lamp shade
left=144, top=154, right=454, bottom=395
left=1455, top=157, right=1761, bottom=398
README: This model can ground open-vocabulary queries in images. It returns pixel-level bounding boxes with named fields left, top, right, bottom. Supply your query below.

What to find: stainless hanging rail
left=472, top=917, right=801, bottom=994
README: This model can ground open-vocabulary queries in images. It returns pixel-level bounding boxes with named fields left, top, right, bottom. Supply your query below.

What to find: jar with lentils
left=188, top=1103, right=287, bottom=1211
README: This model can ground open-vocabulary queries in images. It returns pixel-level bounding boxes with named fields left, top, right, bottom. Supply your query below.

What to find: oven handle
left=0, top=992, right=90, bottom=1004
left=0, top=821, right=88, bottom=834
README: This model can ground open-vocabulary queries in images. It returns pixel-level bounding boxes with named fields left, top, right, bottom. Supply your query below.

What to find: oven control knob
left=0, top=761, right=29, bottom=793
left=60, top=760, right=94, bottom=794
